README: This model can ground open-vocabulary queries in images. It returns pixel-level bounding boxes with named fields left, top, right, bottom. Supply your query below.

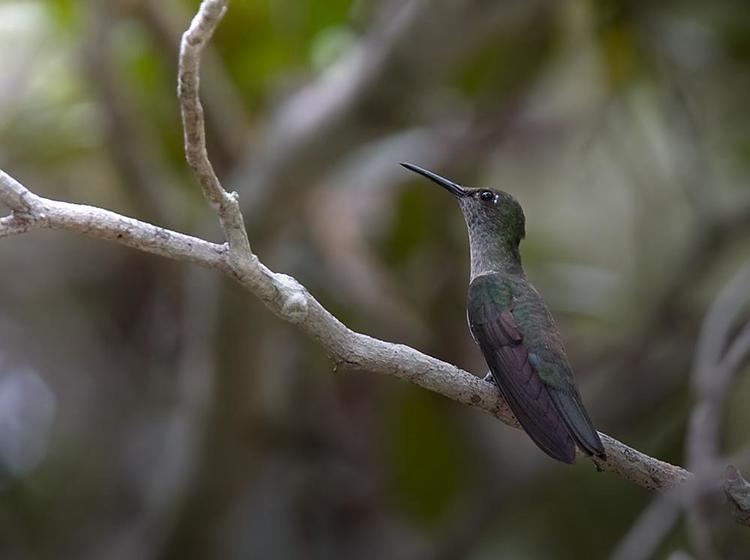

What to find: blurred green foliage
left=0, top=0, right=749, bottom=559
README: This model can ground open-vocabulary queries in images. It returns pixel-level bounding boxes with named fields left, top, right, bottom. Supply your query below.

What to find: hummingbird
left=401, top=163, right=605, bottom=464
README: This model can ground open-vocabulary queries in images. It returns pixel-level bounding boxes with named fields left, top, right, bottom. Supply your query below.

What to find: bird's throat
left=468, top=231, right=523, bottom=280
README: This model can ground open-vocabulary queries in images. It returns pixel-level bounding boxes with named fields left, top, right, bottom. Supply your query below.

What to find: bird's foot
left=482, top=371, right=496, bottom=385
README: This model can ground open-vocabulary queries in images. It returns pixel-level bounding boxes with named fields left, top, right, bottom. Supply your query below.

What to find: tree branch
left=0, top=162, right=690, bottom=490
left=725, top=465, right=750, bottom=526
left=0, top=0, right=698, bottom=499
left=0, top=170, right=226, bottom=266
left=0, top=162, right=693, bottom=491
left=177, top=0, right=249, bottom=256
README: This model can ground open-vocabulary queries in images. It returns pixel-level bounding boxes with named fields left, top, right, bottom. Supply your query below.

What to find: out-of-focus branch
left=689, top=266, right=750, bottom=471
left=686, top=265, right=750, bottom=557
left=612, top=268, right=750, bottom=560
left=231, top=0, right=550, bottom=228
left=584, top=84, right=750, bottom=427
left=611, top=446, right=750, bottom=560
left=82, top=0, right=185, bottom=225
left=144, top=269, right=220, bottom=547
left=610, top=490, right=684, bottom=560
left=0, top=0, right=719, bottom=502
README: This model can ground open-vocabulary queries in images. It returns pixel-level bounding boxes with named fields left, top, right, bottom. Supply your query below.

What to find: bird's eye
left=479, top=190, right=495, bottom=202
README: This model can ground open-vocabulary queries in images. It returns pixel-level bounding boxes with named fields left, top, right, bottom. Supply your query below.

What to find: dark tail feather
left=522, top=418, right=578, bottom=464
left=491, top=380, right=577, bottom=464
left=549, top=388, right=606, bottom=458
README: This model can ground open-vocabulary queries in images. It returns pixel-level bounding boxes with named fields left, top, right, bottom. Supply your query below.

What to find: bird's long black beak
left=400, top=162, right=468, bottom=198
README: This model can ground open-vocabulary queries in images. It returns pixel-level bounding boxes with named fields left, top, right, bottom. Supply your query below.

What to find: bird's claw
left=482, top=371, right=496, bottom=385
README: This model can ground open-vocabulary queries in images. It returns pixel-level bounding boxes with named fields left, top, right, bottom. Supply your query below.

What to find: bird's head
left=400, top=163, right=526, bottom=250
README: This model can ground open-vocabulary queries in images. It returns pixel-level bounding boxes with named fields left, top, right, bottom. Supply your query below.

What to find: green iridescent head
left=400, top=163, right=526, bottom=259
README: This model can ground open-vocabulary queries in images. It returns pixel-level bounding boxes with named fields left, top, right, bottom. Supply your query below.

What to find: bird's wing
left=528, top=349, right=605, bottom=459
left=468, top=274, right=604, bottom=463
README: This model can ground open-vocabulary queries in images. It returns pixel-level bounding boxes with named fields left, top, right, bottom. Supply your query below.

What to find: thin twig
left=724, top=465, right=750, bottom=525
left=177, top=0, right=250, bottom=256
left=610, top=491, right=683, bottom=560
